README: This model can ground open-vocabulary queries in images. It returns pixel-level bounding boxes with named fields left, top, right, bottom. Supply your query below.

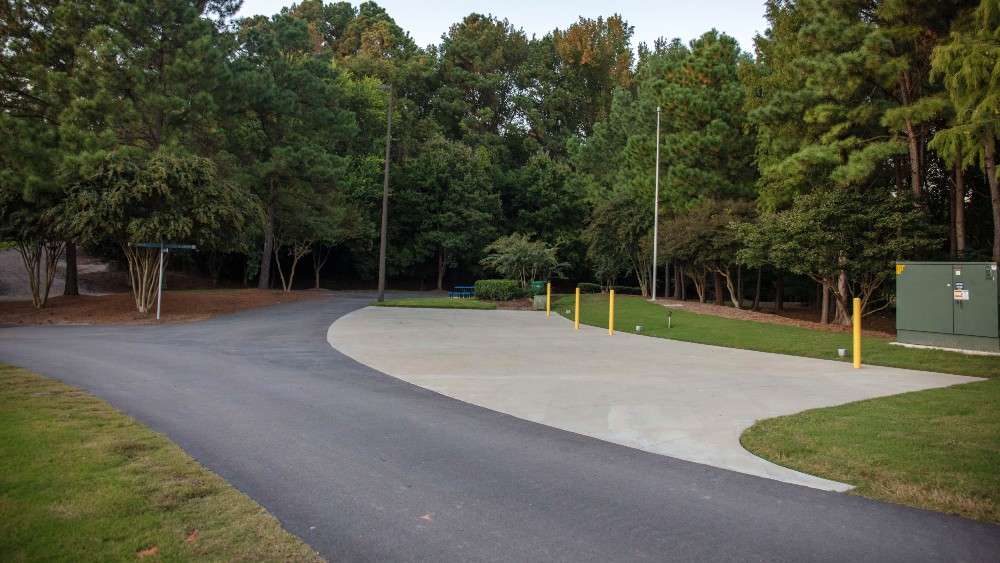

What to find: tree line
left=1, top=0, right=998, bottom=323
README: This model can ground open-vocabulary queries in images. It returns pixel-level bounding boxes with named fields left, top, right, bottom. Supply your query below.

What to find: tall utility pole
left=377, top=87, right=393, bottom=302
left=651, top=106, right=661, bottom=301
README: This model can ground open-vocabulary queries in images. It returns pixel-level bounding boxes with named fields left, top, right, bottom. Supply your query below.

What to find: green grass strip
left=742, top=379, right=1000, bottom=523
left=0, top=365, right=322, bottom=562
left=555, top=294, right=999, bottom=378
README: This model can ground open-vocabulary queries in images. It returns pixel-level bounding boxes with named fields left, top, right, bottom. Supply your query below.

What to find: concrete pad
left=327, top=307, right=982, bottom=491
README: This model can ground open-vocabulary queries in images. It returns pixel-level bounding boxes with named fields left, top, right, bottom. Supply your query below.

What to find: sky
left=237, top=1, right=769, bottom=54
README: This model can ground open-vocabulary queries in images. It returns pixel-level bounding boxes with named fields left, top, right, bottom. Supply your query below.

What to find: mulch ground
left=654, top=298, right=896, bottom=337
left=0, top=289, right=325, bottom=326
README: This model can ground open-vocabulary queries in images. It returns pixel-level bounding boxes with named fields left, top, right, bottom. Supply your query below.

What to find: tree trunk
left=663, top=261, right=669, bottom=299
left=905, top=119, right=922, bottom=198
left=713, top=271, right=724, bottom=305
left=949, top=175, right=957, bottom=256
left=273, top=247, right=287, bottom=292
left=122, top=244, right=160, bottom=314
left=312, top=245, right=333, bottom=290
left=955, top=164, right=966, bottom=258
left=314, top=252, right=322, bottom=290
left=985, top=139, right=1000, bottom=262
left=436, top=248, right=446, bottom=291
left=722, top=270, right=741, bottom=309
left=207, top=252, right=223, bottom=287
left=287, top=251, right=302, bottom=291
left=736, top=265, right=743, bottom=309
left=774, top=274, right=784, bottom=311
left=258, top=203, right=274, bottom=289
left=820, top=282, right=830, bottom=324
left=834, top=270, right=850, bottom=326
left=752, top=268, right=762, bottom=310
left=673, top=262, right=683, bottom=299
left=64, top=241, right=79, bottom=296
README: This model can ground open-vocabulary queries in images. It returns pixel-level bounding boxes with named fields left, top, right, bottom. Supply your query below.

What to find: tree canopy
left=2, top=0, right=997, bottom=318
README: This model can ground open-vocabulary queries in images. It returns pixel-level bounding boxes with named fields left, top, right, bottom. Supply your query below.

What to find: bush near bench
left=577, top=283, right=602, bottom=294
left=474, top=279, right=529, bottom=301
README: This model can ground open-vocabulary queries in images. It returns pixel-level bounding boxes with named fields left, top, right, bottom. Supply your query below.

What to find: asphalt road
left=1, top=292, right=997, bottom=562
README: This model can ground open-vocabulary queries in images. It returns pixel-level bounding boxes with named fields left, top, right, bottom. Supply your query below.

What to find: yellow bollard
left=546, top=282, right=551, bottom=318
left=852, top=297, right=861, bottom=369
left=608, top=289, right=615, bottom=335
left=574, top=287, right=580, bottom=330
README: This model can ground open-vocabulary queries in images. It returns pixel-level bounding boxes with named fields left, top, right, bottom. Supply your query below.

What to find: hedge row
left=474, top=279, right=529, bottom=301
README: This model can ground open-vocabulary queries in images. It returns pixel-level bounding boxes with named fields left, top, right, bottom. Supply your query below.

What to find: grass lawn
left=373, top=297, right=497, bottom=310
left=556, top=294, right=1000, bottom=522
left=554, top=293, right=1000, bottom=378
left=741, top=379, right=1000, bottom=523
left=0, top=364, right=321, bottom=562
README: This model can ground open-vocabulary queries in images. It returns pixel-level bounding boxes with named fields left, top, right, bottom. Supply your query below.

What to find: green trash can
left=530, top=280, right=546, bottom=296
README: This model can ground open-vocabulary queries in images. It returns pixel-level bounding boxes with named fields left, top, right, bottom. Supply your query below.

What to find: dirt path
left=0, top=289, right=325, bottom=325
left=0, top=248, right=113, bottom=300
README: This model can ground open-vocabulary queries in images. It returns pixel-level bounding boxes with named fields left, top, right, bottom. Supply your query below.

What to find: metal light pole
left=651, top=106, right=661, bottom=301
left=376, top=86, right=393, bottom=302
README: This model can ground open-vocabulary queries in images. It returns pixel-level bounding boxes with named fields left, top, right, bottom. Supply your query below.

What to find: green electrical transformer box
left=896, top=261, right=999, bottom=353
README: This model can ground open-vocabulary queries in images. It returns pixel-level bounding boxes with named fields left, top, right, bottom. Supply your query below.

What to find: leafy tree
left=577, top=30, right=754, bottom=296
left=0, top=114, right=65, bottom=308
left=501, top=153, right=588, bottom=274
left=517, top=15, right=634, bottom=151
left=228, top=10, right=361, bottom=288
left=662, top=200, right=754, bottom=306
left=0, top=0, right=101, bottom=306
left=435, top=14, right=528, bottom=143
left=403, top=135, right=500, bottom=289
left=931, top=0, right=1000, bottom=260
left=62, top=149, right=252, bottom=312
left=739, top=187, right=939, bottom=324
left=480, top=233, right=567, bottom=287
left=747, top=0, right=971, bottom=208
left=583, top=189, right=653, bottom=295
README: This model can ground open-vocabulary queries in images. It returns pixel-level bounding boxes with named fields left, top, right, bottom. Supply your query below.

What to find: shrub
left=474, top=279, right=528, bottom=301
left=577, top=282, right=602, bottom=294
left=480, top=233, right=567, bottom=287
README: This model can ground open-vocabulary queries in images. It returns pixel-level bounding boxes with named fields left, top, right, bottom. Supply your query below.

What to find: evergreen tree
left=931, top=0, right=1000, bottom=260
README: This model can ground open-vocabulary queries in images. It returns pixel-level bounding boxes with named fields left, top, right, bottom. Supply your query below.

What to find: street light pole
left=651, top=106, right=661, bottom=301
left=377, top=87, right=393, bottom=302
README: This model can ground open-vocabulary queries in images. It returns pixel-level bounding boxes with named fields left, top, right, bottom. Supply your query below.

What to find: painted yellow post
left=852, top=297, right=861, bottom=369
left=546, top=282, right=551, bottom=318
left=574, top=287, right=580, bottom=330
left=608, top=289, right=615, bottom=335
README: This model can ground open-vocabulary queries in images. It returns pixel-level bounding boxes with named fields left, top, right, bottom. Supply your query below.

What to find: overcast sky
left=237, top=1, right=769, bottom=54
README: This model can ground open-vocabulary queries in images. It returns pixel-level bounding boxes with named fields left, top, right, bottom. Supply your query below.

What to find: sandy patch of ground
left=0, top=289, right=324, bottom=325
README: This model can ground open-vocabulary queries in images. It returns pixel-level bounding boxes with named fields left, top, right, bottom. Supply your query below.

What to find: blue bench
left=448, top=285, right=475, bottom=299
